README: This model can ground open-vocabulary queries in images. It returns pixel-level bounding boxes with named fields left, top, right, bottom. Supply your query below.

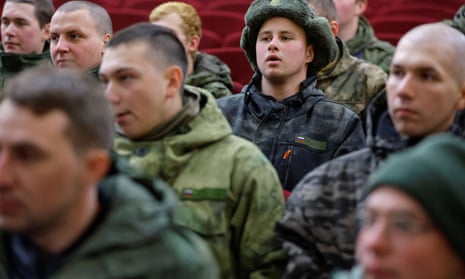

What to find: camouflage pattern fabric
left=0, top=171, right=219, bottom=279
left=317, top=37, right=386, bottom=117
left=443, top=4, right=465, bottom=34
left=345, top=16, right=395, bottom=74
left=0, top=43, right=51, bottom=88
left=185, top=51, right=233, bottom=99
left=113, top=86, right=287, bottom=279
left=275, top=90, right=465, bottom=279
left=217, top=76, right=366, bottom=191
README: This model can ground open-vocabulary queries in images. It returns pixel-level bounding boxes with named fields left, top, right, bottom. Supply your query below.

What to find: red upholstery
left=376, top=4, right=457, bottom=21
left=123, top=0, right=203, bottom=12
left=107, top=8, right=149, bottom=33
left=370, top=15, right=437, bottom=38
left=199, top=29, right=222, bottom=50
left=222, top=31, right=242, bottom=48
left=199, top=11, right=245, bottom=39
left=203, top=1, right=250, bottom=15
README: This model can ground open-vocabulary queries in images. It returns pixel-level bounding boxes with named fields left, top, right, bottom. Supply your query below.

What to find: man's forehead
left=51, top=9, right=92, bottom=30
left=0, top=101, right=69, bottom=142
left=2, top=1, right=36, bottom=18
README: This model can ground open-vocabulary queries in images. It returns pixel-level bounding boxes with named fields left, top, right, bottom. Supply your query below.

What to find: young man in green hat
left=217, top=0, right=366, bottom=192
left=333, top=134, right=465, bottom=278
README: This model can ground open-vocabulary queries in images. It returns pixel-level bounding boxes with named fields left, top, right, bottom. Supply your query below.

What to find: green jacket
left=317, top=37, right=386, bottom=116
left=0, top=172, right=219, bottom=278
left=114, top=86, right=286, bottom=279
left=345, top=16, right=395, bottom=73
left=0, top=43, right=51, bottom=88
left=186, top=51, right=233, bottom=98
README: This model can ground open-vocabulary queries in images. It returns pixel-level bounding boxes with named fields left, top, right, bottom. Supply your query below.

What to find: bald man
left=277, top=23, right=465, bottom=279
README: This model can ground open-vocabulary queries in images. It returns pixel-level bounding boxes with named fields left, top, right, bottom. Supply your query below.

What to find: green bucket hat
left=240, top=0, right=337, bottom=76
left=364, top=134, right=465, bottom=262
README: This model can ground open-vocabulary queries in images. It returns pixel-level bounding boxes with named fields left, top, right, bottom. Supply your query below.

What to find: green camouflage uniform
left=113, top=86, right=286, bottom=279
left=0, top=163, right=219, bottom=279
left=185, top=51, right=233, bottom=99
left=0, top=43, right=51, bottom=88
left=275, top=90, right=465, bottom=279
left=317, top=37, right=386, bottom=116
left=345, top=16, right=395, bottom=73
left=443, top=4, right=465, bottom=34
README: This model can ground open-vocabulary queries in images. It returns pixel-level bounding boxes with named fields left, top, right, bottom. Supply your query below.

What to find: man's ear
left=164, top=65, right=184, bottom=99
left=329, top=20, right=339, bottom=37
left=42, top=23, right=51, bottom=41
left=456, top=82, right=465, bottom=110
left=305, top=44, right=314, bottom=64
left=186, top=34, right=200, bottom=54
left=103, top=33, right=112, bottom=44
left=83, top=149, right=111, bottom=186
left=101, top=34, right=112, bottom=54
left=355, top=0, right=367, bottom=16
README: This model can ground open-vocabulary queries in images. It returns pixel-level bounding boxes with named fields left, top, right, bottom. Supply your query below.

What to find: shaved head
left=396, top=23, right=465, bottom=85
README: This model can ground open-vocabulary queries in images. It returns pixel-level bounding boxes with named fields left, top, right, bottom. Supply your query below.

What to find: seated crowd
left=0, top=0, right=464, bottom=278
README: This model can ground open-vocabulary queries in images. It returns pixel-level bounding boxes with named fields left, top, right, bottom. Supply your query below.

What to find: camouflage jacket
left=186, top=51, right=233, bottom=99
left=113, top=86, right=286, bottom=279
left=0, top=43, right=51, bottom=88
left=217, top=76, right=366, bottom=191
left=345, top=16, right=395, bottom=73
left=317, top=37, right=386, bottom=117
left=275, top=91, right=465, bottom=279
left=0, top=167, right=218, bottom=279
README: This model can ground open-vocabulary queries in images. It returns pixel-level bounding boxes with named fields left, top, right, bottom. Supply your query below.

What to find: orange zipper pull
left=283, top=149, right=292, bottom=160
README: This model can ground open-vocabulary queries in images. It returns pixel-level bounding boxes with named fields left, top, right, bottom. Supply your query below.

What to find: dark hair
left=56, top=0, right=112, bottom=35
left=5, top=0, right=55, bottom=28
left=107, top=23, right=188, bottom=81
left=1, top=63, right=114, bottom=152
left=307, top=0, right=338, bottom=22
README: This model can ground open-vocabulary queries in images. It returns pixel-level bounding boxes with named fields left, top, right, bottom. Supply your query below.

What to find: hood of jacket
left=0, top=170, right=179, bottom=277
left=318, top=37, right=354, bottom=80
left=365, top=90, right=465, bottom=159
left=186, top=51, right=233, bottom=90
left=114, top=86, right=232, bottom=179
left=345, top=16, right=378, bottom=55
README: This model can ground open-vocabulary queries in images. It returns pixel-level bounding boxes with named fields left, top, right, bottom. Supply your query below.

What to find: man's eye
left=16, top=149, right=41, bottom=163
left=421, top=73, right=436, bottom=81
left=390, top=69, right=404, bottom=78
left=70, top=34, right=81, bottom=40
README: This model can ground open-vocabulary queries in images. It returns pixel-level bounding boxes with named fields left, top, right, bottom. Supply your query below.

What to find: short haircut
left=55, top=0, right=112, bottom=36
left=1, top=63, right=114, bottom=152
left=149, top=1, right=202, bottom=40
left=107, top=22, right=188, bottom=82
left=307, top=0, right=338, bottom=22
left=5, top=0, right=55, bottom=28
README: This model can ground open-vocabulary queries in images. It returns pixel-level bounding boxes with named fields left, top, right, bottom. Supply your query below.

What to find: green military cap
left=365, top=134, right=465, bottom=262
